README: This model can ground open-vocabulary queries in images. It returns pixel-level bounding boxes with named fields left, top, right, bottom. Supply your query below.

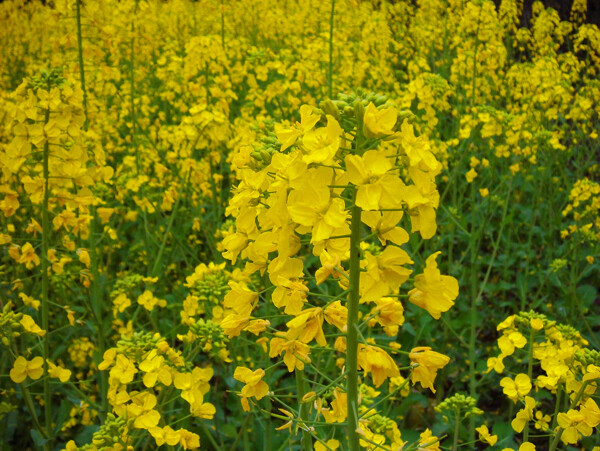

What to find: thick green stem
left=549, top=381, right=591, bottom=451
left=41, top=108, right=52, bottom=449
left=453, top=408, right=461, bottom=451
left=295, top=369, right=312, bottom=451
left=346, top=188, right=362, bottom=451
left=327, top=0, right=335, bottom=98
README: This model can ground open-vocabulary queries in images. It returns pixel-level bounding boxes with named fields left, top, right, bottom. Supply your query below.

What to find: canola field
left=1, top=0, right=599, bottom=449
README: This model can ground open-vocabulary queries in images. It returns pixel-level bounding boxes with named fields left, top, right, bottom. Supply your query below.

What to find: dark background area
left=491, top=0, right=599, bottom=26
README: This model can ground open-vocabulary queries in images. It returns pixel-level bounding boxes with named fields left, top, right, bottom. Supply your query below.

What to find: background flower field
left=0, top=0, right=599, bottom=450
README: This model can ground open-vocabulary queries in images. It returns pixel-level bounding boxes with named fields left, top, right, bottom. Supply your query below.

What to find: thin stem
left=327, top=0, right=335, bottom=98
left=41, top=107, right=52, bottom=449
left=346, top=187, right=361, bottom=451
left=523, top=326, right=536, bottom=442
left=468, top=178, right=512, bottom=441
left=75, top=0, right=88, bottom=130
left=453, top=407, right=461, bottom=451
left=295, top=370, right=312, bottom=451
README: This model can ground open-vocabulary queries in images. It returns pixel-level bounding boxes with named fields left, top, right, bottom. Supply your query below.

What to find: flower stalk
left=41, top=105, right=52, bottom=449
left=346, top=188, right=362, bottom=451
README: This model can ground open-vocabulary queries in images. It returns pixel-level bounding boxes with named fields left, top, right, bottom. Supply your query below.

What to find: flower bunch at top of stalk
left=219, top=91, right=459, bottom=448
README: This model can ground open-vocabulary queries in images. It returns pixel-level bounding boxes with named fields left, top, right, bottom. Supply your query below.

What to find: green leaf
left=30, top=429, right=48, bottom=447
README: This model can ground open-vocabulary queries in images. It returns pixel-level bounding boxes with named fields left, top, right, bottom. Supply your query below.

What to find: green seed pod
left=320, top=99, right=341, bottom=121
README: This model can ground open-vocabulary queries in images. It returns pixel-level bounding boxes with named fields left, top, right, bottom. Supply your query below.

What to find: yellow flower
left=18, top=242, right=40, bottom=269
left=357, top=344, right=400, bottom=387
left=128, top=392, right=160, bottom=430
left=345, top=149, right=405, bottom=211
left=323, top=300, right=348, bottom=332
left=76, top=248, right=90, bottom=268
left=500, top=373, right=532, bottom=402
left=315, top=439, right=340, bottom=451
left=275, top=104, right=320, bottom=151
left=321, top=388, right=347, bottom=423
left=557, top=409, right=590, bottom=445
left=408, top=251, right=458, bottom=319
left=511, top=396, right=535, bottom=432
left=301, top=115, right=343, bottom=165
left=417, top=428, right=441, bottom=450
left=10, top=356, right=44, bottom=383
left=233, top=366, right=269, bottom=411
left=579, top=397, right=600, bottom=428
left=139, top=350, right=172, bottom=387
left=18, top=293, right=40, bottom=310
left=137, top=290, right=167, bottom=311
left=409, top=346, right=450, bottom=393
left=109, top=354, right=137, bottom=384
left=361, top=210, right=408, bottom=246
left=269, top=336, right=311, bottom=372
left=497, top=331, right=527, bottom=356
left=286, top=307, right=326, bottom=346
left=287, top=179, right=347, bottom=243
left=20, top=314, right=46, bottom=337
left=47, top=360, right=71, bottom=383
left=475, top=424, right=498, bottom=446
left=465, top=168, right=478, bottom=183
left=362, top=102, right=397, bottom=138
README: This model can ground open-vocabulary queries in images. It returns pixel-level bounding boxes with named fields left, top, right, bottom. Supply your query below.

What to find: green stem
left=150, top=181, right=183, bottom=277
left=41, top=107, right=52, bottom=450
left=468, top=178, right=512, bottom=441
left=295, top=370, right=312, bottom=451
left=548, top=381, right=591, bottom=451
left=523, top=327, right=535, bottom=442
left=327, top=0, right=335, bottom=98
left=89, top=211, right=108, bottom=418
left=220, top=0, right=226, bottom=52
left=75, top=0, right=88, bottom=130
left=453, top=407, right=461, bottom=451
left=346, top=187, right=361, bottom=451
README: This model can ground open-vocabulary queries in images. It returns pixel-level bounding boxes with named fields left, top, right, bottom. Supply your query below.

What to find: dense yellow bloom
left=10, top=356, right=44, bottom=383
